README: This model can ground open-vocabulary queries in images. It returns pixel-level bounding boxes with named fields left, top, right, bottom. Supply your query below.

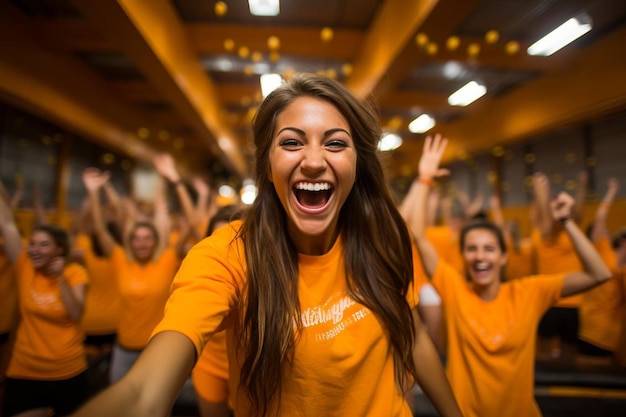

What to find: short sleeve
left=151, top=222, right=245, bottom=358
left=64, top=262, right=89, bottom=286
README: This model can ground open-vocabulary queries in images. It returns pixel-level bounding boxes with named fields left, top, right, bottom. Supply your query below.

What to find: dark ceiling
left=1, top=0, right=625, bottom=185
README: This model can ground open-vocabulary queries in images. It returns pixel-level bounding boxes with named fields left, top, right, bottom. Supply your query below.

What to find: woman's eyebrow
left=276, top=127, right=351, bottom=137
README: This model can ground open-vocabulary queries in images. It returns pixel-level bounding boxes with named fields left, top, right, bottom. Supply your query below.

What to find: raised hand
left=549, top=192, right=575, bottom=221
left=489, top=194, right=501, bottom=211
left=82, top=168, right=111, bottom=192
left=418, top=134, right=450, bottom=180
left=153, top=153, right=180, bottom=183
left=45, top=256, right=65, bottom=279
left=192, top=176, right=210, bottom=196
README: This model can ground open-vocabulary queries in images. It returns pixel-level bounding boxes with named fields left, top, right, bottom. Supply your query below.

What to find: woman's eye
left=279, top=139, right=300, bottom=147
left=326, top=140, right=348, bottom=149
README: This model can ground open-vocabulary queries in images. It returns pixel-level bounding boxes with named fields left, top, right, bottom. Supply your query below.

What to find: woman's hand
left=82, top=168, right=110, bottom=192
left=153, top=153, right=180, bottom=183
left=45, top=256, right=65, bottom=279
left=418, top=134, right=449, bottom=181
left=549, top=191, right=575, bottom=221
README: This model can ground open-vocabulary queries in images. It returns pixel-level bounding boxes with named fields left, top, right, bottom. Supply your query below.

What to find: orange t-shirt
left=153, top=220, right=425, bottom=416
left=505, top=237, right=535, bottom=280
left=578, top=238, right=624, bottom=351
left=191, top=330, right=230, bottom=404
left=0, top=252, right=18, bottom=334
left=111, top=245, right=179, bottom=350
left=7, top=253, right=88, bottom=380
left=74, top=233, right=122, bottom=335
left=532, top=228, right=583, bottom=307
left=432, top=260, right=564, bottom=417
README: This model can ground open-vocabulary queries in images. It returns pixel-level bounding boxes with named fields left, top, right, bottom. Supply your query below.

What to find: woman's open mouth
left=293, top=181, right=333, bottom=210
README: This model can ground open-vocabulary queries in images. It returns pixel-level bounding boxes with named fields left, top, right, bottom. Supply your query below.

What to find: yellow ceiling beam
left=0, top=2, right=159, bottom=165
left=70, top=0, right=248, bottom=178
left=345, top=0, right=440, bottom=100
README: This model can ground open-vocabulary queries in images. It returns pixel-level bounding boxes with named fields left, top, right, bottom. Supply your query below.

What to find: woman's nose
left=300, top=146, right=326, bottom=172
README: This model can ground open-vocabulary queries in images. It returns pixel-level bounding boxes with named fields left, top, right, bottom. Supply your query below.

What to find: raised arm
left=0, top=182, right=23, bottom=264
left=152, top=180, right=172, bottom=257
left=153, top=154, right=198, bottom=255
left=153, top=153, right=196, bottom=227
left=572, top=171, right=588, bottom=224
left=464, top=191, right=485, bottom=220
left=425, top=187, right=441, bottom=227
left=0, top=177, right=10, bottom=207
left=102, top=179, right=127, bottom=236
left=401, top=178, right=441, bottom=228
left=32, top=184, right=48, bottom=226
left=192, top=176, right=216, bottom=229
left=82, top=168, right=116, bottom=257
left=408, top=134, right=449, bottom=278
left=10, top=177, right=24, bottom=210
left=552, top=192, right=612, bottom=297
left=489, top=194, right=505, bottom=230
left=591, top=178, right=619, bottom=243
left=71, top=331, right=196, bottom=417
left=532, top=172, right=555, bottom=238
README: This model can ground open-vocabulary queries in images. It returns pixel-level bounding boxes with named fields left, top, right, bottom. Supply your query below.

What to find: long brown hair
left=239, top=74, right=417, bottom=415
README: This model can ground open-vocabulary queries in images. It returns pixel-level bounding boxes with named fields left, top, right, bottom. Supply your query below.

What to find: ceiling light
left=218, top=184, right=236, bottom=198
left=377, top=133, right=403, bottom=152
left=240, top=179, right=257, bottom=205
left=527, top=15, right=592, bottom=56
left=408, top=114, right=435, bottom=133
left=448, top=81, right=487, bottom=106
left=260, top=73, right=283, bottom=98
left=248, top=0, right=280, bottom=16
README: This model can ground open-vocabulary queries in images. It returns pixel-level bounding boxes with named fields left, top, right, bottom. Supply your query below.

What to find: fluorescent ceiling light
left=248, top=0, right=280, bottom=16
left=260, top=73, right=283, bottom=98
left=377, top=133, right=403, bottom=152
left=527, top=16, right=592, bottom=56
left=448, top=81, right=487, bottom=106
left=408, top=114, right=435, bottom=133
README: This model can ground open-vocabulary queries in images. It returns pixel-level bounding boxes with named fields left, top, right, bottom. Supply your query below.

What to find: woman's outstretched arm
left=71, top=331, right=196, bottom=417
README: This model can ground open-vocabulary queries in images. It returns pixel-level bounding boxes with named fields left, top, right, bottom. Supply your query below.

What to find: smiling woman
left=407, top=135, right=612, bottom=417
left=268, top=96, right=357, bottom=253
left=0, top=194, right=89, bottom=417
left=69, top=74, right=463, bottom=417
